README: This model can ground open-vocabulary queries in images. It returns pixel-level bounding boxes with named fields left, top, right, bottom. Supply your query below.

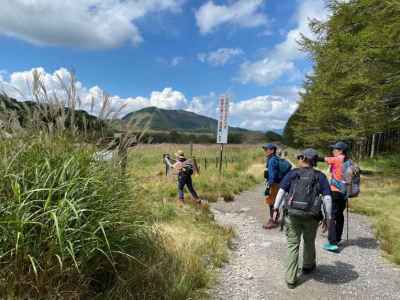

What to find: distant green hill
left=122, top=106, right=252, bottom=134
left=0, top=95, right=109, bottom=138
left=265, top=131, right=282, bottom=142
left=0, top=97, right=267, bottom=143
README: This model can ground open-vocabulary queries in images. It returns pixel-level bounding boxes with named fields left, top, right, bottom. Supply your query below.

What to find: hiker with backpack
left=262, top=143, right=292, bottom=229
left=173, top=150, right=202, bottom=207
left=272, top=149, right=332, bottom=289
left=323, top=141, right=360, bottom=252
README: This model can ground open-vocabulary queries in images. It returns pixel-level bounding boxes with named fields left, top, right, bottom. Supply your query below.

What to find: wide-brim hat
left=174, top=150, right=185, bottom=159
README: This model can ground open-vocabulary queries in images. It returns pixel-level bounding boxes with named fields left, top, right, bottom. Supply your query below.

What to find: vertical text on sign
left=217, top=95, right=230, bottom=144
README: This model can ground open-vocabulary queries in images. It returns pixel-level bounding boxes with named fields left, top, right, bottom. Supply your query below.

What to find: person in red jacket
left=323, top=141, right=349, bottom=252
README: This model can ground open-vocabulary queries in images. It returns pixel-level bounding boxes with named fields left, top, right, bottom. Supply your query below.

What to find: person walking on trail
left=262, top=143, right=281, bottom=229
left=322, top=141, right=350, bottom=252
left=173, top=150, right=201, bottom=207
left=272, top=149, right=332, bottom=289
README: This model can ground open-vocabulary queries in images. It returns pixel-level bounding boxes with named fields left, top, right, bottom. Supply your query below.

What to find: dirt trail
left=209, top=184, right=400, bottom=300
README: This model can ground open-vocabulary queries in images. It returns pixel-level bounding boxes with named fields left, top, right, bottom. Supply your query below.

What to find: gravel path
left=209, top=184, right=400, bottom=300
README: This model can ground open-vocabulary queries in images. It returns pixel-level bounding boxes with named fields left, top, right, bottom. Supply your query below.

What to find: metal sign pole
left=219, top=144, right=224, bottom=175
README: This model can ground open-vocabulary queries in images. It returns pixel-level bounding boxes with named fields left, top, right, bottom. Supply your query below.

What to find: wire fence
left=162, top=153, right=239, bottom=176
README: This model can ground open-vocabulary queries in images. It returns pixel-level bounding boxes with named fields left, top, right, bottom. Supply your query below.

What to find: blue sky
left=0, top=0, right=329, bottom=131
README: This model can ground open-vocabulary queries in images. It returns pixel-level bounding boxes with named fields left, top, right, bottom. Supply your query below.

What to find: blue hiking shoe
left=323, top=242, right=339, bottom=252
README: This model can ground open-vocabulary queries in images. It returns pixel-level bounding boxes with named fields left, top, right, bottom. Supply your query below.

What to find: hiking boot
left=176, top=199, right=185, bottom=208
left=286, top=282, right=296, bottom=289
left=194, top=199, right=209, bottom=209
left=322, top=242, right=339, bottom=252
left=302, top=264, right=316, bottom=275
left=263, top=219, right=279, bottom=230
left=199, top=200, right=209, bottom=209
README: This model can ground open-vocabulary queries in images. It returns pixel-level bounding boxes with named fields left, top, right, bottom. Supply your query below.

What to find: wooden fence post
left=193, top=156, right=200, bottom=175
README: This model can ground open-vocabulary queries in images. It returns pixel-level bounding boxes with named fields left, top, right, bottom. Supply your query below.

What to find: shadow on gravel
left=341, top=237, right=379, bottom=250
left=308, top=261, right=359, bottom=285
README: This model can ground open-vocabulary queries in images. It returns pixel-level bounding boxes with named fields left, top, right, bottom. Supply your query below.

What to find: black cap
left=330, top=141, right=348, bottom=151
left=262, top=143, right=277, bottom=150
left=297, top=148, right=319, bottom=161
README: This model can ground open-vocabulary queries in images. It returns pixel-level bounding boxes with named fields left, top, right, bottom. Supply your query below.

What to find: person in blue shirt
left=262, top=143, right=281, bottom=229
left=272, top=149, right=332, bottom=289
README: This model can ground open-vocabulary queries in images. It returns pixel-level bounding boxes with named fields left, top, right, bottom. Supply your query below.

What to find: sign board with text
left=217, top=95, right=230, bottom=144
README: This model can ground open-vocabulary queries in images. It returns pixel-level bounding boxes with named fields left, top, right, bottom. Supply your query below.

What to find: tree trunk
left=370, top=133, right=376, bottom=158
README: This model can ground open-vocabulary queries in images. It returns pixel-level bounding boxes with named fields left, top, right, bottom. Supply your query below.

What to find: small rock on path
left=209, top=185, right=400, bottom=300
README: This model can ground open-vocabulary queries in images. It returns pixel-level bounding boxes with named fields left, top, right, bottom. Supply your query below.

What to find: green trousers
left=285, top=215, right=319, bottom=284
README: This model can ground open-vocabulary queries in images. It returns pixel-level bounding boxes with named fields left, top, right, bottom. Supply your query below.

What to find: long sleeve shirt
left=266, top=154, right=280, bottom=184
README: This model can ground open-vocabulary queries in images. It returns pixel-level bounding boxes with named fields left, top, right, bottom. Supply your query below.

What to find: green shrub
left=0, top=135, right=163, bottom=298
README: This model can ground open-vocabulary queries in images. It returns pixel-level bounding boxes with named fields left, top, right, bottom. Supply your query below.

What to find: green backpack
left=277, top=158, right=292, bottom=182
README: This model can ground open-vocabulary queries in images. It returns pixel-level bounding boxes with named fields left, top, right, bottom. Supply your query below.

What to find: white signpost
left=217, top=95, right=230, bottom=144
left=217, top=95, right=230, bottom=174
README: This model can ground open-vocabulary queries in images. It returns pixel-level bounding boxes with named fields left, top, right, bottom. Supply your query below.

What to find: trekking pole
left=346, top=199, right=349, bottom=241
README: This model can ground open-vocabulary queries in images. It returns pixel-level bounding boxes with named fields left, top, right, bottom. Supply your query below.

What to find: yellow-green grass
left=129, top=144, right=265, bottom=202
left=127, top=144, right=265, bottom=298
left=351, top=155, right=400, bottom=265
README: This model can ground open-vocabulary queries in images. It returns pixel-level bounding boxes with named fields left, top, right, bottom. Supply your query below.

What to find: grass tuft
left=351, top=154, right=400, bottom=265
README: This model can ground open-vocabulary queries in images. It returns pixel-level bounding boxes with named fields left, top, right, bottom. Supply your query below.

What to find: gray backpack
left=286, top=168, right=322, bottom=218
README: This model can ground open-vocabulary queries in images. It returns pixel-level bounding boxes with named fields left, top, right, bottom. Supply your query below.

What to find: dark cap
left=330, top=141, right=348, bottom=151
left=297, top=148, right=319, bottom=161
left=262, top=143, right=277, bottom=150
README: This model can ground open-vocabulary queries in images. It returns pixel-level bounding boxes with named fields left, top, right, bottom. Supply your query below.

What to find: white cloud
left=238, top=0, right=329, bottom=85
left=0, top=67, right=299, bottom=131
left=149, top=88, right=187, bottom=109
left=186, top=92, right=300, bottom=131
left=195, top=0, right=267, bottom=34
left=157, top=56, right=184, bottom=67
left=239, top=59, right=295, bottom=86
left=198, top=48, right=244, bottom=66
left=0, top=70, right=7, bottom=82
left=0, top=0, right=184, bottom=49
left=0, top=67, right=187, bottom=117
left=230, top=95, right=298, bottom=130
left=171, top=56, right=184, bottom=67
left=187, top=92, right=217, bottom=117
left=271, top=85, right=303, bottom=102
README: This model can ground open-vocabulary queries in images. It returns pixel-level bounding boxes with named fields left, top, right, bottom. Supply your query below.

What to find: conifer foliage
left=284, top=0, right=400, bottom=157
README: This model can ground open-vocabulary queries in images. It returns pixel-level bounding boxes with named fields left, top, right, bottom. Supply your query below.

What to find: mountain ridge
left=121, top=106, right=257, bottom=134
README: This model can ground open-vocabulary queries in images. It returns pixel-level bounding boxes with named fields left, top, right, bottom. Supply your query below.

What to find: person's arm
left=264, top=158, right=269, bottom=180
left=165, top=157, right=175, bottom=168
left=268, top=156, right=280, bottom=184
left=320, top=173, right=333, bottom=219
left=325, top=156, right=340, bottom=165
left=322, top=195, right=332, bottom=219
left=273, top=189, right=286, bottom=210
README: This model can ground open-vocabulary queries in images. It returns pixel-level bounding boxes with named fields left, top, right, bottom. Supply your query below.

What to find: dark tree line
left=284, top=0, right=400, bottom=158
